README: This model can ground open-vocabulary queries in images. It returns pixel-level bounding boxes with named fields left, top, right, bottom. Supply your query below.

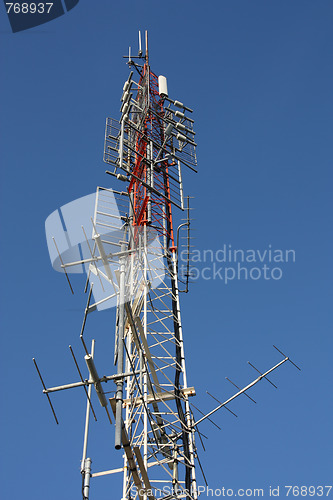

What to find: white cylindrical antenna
left=138, top=31, right=142, bottom=56
left=85, top=354, right=108, bottom=408
left=121, top=81, right=132, bottom=102
left=176, top=133, right=187, bottom=143
left=93, top=233, right=113, bottom=281
left=174, top=100, right=184, bottom=109
left=122, top=71, right=133, bottom=96
left=122, top=91, right=129, bottom=103
left=81, top=339, right=95, bottom=472
left=158, top=75, right=168, bottom=98
left=116, top=173, right=128, bottom=182
left=175, top=110, right=185, bottom=119
left=176, top=123, right=186, bottom=132
left=121, top=91, right=132, bottom=114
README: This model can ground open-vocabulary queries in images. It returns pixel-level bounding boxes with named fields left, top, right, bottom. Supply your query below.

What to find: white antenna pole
left=138, top=30, right=142, bottom=56
left=145, top=30, right=148, bottom=64
left=81, top=339, right=95, bottom=500
left=82, top=339, right=95, bottom=465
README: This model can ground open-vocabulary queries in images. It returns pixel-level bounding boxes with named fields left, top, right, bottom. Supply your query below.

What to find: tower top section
left=104, top=30, right=197, bottom=224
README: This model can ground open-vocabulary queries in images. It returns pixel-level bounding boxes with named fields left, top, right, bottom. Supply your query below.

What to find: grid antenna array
left=34, top=32, right=300, bottom=500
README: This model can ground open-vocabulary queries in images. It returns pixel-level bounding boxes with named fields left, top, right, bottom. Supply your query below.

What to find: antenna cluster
left=34, top=32, right=300, bottom=500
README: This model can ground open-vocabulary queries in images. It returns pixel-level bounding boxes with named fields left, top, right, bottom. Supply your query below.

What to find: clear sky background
left=1, top=1, right=332, bottom=499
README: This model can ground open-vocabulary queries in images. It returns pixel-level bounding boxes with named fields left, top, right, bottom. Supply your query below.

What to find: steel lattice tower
left=34, top=32, right=300, bottom=500
left=106, top=32, right=199, bottom=500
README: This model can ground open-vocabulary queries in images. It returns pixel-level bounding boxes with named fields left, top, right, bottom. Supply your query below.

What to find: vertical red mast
left=128, top=47, right=176, bottom=249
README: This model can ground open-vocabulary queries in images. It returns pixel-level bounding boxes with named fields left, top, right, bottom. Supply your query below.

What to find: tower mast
left=35, top=33, right=300, bottom=500
left=110, top=29, right=198, bottom=499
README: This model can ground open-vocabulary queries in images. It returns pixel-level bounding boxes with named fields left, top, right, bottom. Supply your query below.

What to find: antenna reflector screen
left=165, top=123, right=173, bottom=136
left=158, top=75, right=168, bottom=97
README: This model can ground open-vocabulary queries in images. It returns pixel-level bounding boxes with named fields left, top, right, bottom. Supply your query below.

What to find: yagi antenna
left=69, top=345, right=97, bottom=422
left=190, top=400, right=221, bottom=430
left=273, top=344, right=301, bottom=371
left=247, top=361, right=278, bottom=389
left=206, top=391, right=238, bottom=418
left=32, top=358, right=59, bottom=424
left=193, top=347, right=300, bottom=428
left=226, top=377, right=257, bottom=404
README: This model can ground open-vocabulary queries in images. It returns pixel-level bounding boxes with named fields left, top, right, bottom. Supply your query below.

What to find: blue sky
left=1, top=1, right=332, bottom=499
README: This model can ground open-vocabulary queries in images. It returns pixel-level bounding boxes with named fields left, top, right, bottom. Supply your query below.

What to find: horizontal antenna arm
left=43, top=371, right=141, bottom=393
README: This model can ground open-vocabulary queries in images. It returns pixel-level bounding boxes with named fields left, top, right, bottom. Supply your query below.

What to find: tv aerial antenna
left=34, top=31, right=300, bottom=500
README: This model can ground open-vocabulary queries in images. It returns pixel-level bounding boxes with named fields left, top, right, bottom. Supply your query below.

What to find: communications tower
left=103, top=31, right=198, bottom=499
left=34, top=32, right=300, bottom=500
